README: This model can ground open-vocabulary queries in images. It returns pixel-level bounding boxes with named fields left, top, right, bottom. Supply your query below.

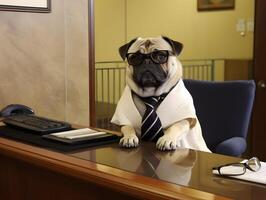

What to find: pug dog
left=111, top=36, right=210, bottom=152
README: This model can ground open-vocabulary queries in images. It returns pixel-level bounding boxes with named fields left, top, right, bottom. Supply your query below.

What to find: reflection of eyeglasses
left=212, top=157, right=261, bottom=176
left=126, top=50, right=174, bottom=66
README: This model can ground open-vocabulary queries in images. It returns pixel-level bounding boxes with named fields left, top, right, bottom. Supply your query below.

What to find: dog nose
left=144, top=58, right=153, bottom=64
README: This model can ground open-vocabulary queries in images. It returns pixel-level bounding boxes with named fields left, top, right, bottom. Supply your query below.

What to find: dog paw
left=156, top=135, right=177, bottom=151
left=119, top=134, right=139, bottom=148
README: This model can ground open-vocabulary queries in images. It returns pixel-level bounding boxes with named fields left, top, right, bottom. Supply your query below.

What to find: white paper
left=50, top=128, right=108, bottom=140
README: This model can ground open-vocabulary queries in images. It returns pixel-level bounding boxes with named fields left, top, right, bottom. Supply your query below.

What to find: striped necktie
left=141, top=96, right=165, bottom=142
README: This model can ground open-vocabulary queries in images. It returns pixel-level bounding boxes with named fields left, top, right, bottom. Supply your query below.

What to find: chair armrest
left=214, top=137, right=247, bottom=157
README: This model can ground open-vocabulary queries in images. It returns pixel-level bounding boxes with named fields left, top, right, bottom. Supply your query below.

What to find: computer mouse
left=0, top=104, right=34, bottom=117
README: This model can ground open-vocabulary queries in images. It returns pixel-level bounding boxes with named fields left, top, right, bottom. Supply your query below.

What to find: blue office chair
left=183, top=79, right=255, bottom=156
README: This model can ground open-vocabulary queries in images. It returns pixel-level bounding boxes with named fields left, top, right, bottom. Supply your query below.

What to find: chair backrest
left=183, top=79, right=255, bottom=152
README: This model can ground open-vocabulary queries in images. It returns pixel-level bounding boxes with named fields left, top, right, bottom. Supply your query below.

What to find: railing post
left=211, top=59, right=215, bottom=81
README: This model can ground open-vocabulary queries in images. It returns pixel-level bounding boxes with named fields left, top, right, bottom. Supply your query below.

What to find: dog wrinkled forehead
left=119, top=36, right=183, bottom=60
left=128, top=36, right=173, bottom=54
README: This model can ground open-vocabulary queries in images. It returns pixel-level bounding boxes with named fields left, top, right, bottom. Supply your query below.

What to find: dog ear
left=119, top=38, right=137, bottom=60
left=162, top=36, right=183, bottom=56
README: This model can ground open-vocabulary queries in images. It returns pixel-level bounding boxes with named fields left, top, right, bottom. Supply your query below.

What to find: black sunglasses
left=126, top=50, right=174, bottom=66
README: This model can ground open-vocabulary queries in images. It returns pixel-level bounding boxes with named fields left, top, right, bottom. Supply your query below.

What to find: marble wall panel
left=64, top=0, right=89, bottom=126
left=0, top=0, right=89, bottom=126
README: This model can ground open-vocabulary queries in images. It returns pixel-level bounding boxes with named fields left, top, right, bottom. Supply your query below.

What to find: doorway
left=252, top=0, right=266, bottom=160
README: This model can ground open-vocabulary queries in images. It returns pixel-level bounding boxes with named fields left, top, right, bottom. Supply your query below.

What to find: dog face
left=119, top=36, right=183, bottom=97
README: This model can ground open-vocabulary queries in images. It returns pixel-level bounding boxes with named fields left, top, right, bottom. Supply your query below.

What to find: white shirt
left=111, top=79, right=210, bottom=152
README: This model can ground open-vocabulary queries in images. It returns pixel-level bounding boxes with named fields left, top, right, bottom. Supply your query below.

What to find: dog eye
left=151, top=51, right=168, bottom=64
left=126, top=52, right=143, bottom=66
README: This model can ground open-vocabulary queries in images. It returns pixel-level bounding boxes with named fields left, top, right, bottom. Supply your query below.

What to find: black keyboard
left=3, top=114, right=72, bottom=134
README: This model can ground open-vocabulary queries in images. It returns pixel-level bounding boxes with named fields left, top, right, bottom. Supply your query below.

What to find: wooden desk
left=0, top=135, right=265, bottom=200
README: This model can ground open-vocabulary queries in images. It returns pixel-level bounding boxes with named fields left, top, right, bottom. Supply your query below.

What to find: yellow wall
left=96, top=0, right=254, bottom=61
left=95, top=0, right=126, bottom=62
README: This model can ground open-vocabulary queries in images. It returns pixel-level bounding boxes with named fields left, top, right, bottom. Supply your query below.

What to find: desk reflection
left=71, top=143, right=196, bottom=186
left=116, top=148, right=196, bottom=186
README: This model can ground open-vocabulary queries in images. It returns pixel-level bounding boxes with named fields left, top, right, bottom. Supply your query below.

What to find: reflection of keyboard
left=3, top=114, right=72, bottom=134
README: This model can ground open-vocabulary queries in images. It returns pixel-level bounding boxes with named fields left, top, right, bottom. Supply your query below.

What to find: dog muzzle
left=133, top=62, right=167, bottom=88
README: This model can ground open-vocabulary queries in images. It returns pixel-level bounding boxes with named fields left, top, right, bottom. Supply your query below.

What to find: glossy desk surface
left=69, top=143, right=266, bottom=200
left=0, top=131, right=266, bottom=200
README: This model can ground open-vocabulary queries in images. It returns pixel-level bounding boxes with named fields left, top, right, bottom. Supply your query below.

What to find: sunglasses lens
left=127, top=53, right=143, bottom=66
left=247, top=157, right=261, bottom=171
left=151, top=51, right=168, bottom=64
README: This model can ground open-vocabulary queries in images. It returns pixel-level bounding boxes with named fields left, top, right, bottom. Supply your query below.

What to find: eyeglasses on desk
left=212, top=157, right=261, bottom=176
